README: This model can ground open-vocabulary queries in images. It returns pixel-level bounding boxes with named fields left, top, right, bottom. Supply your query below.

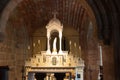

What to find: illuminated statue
left=53, top=37, right=57, bottom=52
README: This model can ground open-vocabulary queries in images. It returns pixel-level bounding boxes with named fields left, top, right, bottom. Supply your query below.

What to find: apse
left=4, top=0, right=101, bottom=80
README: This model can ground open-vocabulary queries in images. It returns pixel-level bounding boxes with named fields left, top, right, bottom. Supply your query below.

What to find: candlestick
left=99, top=45, right=103, bottom=66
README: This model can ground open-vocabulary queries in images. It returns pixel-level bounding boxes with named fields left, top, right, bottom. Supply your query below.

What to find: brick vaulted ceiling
left=7, top=0, right=90, bottom=36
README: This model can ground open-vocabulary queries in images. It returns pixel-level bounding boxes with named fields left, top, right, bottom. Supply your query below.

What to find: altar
left=25, top=13, right=85, bottom=80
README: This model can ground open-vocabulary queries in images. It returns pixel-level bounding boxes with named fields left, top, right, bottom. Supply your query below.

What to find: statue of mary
left=53, top=37, right=57, bottom=52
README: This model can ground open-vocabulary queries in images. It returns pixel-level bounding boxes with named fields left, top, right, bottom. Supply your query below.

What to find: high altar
left=25, top=14, right=85, bottom=80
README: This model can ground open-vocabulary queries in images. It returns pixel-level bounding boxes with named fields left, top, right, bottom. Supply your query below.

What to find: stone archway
left=0, top=0, right=117, bottom=80
left=0, top=1, right=97, bottom=80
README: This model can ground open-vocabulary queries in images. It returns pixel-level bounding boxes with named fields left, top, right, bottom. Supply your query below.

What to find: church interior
left=0, top=0, right=120, bottom=80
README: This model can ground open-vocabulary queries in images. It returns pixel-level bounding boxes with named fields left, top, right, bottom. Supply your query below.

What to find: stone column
left=33, top=73, right=36, bottom=80
left=28, top=73, right=34, bottom=80
left=102, top=45, right=115, bottom=80
left=45, top=73, right=50, bottom=80
left=59, top=31, right=62, bottom=53
left=25, top=71, right=28, bottom=80
left=47, top=33, right=51, bottom=53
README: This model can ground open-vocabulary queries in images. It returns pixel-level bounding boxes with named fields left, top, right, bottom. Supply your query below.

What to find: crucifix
left=52, top=11, right=58, bottom=18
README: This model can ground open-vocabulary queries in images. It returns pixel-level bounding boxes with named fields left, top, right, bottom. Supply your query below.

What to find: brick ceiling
left=7, top=0, right=90, bottom=35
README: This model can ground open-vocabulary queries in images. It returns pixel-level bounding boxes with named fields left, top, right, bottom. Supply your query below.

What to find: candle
left=79, top=46, right=81, bottom=51
left=99, top=45, right=103, bottom=66
left=28, top=46, right=30, bottom=50
left=33, top=43, right=35, bottom=47
left=69, top=40, right=71, bottom=45
left=38, top=40, right=40, bottom=44
left=79, top=46, right=81, bottom=58
left=74, top=43, right=76, bottom=47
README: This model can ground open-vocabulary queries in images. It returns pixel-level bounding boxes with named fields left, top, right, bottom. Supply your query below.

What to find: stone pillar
left=102, top=45, right=115, bottom=80
left=25, top=71, right=28, bottom=80
left=59, top=31, right=62, bottom=53
left=45, top=73, right=50, bottom=80
left=28, top=73, right=34, bottom=80
left=33, top=73, right=36, bottom=80
left=47, top=33, right=51, bottom=53
left=51, top=73, right=56, bottom=80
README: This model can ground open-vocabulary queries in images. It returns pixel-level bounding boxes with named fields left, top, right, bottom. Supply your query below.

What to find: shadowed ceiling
left=7, top=0, right=90, bottom=36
